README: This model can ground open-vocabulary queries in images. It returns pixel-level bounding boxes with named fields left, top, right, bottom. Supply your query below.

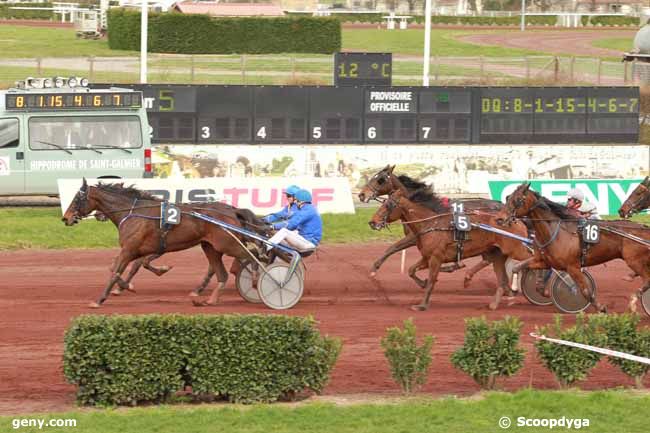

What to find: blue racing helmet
left=295, top=189, right=312, bottom=203
left=285, top=185, right=301, bottom=197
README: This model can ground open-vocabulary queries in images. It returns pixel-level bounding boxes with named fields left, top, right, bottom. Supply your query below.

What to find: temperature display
left=334, top=52, right=392, bottom=86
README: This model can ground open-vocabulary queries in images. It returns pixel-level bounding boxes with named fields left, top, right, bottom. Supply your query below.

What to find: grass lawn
left=1, top=390, right=649, bottom=433
left=592, top=37, right=633, bottom=53
left=0, top=25, right=135, bottom=58
left=0, top=207, right=401, bottom=250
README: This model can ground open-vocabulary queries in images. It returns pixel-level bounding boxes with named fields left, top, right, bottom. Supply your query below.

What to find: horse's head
left=368, top=189, right=405, bottom=230
left=62, top=178, right=97, bottom=226
left=619, top=176, right=650, bottom=218
left=358, top=164, right=395, bottom=203
left=504, top=182, right=536, bottom=225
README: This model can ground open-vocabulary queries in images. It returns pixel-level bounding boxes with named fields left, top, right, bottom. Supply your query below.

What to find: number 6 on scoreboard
left=367, top=127, right=376, bottom=139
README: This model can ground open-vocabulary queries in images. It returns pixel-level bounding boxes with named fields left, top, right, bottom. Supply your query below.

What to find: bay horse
left=369, top=188, right=533, bottom=311
left=359, top=165, right=507, bottom=288
left=504, top=182, right=650, bottom=313
left=94, top=205, right=265, bottom=297
left=619, top=176, right=650, bottom=218
left=62, top=179, right=266, bottom=308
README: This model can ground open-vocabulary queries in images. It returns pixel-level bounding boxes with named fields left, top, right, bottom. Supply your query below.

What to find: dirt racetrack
left=457, top=29, right=635, bottom=58
left=0, top=244, right=646, bottom=415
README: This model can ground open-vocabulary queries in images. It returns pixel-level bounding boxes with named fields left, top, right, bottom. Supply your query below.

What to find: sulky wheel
left=520, top=268, right=553, bottom=306
left=236, top=260, right=262, bottom=304
left=549, top=270, right=596, bottom=314
left=257, top=263, right=304, bottom=310
left=641, top=289, right=650, bottom=317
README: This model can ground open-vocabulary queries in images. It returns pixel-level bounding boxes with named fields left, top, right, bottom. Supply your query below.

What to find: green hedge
left=108, top=9, right=341, bottom=54
left=588, top=16, right=639, bottom=27
left=0, top=3, right=54, bottom=20
left=286, top=12, right=557, bottom=26
left=64, top=314, right=341, bottom=405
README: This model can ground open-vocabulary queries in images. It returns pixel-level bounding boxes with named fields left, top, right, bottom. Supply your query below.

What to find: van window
left=29, top=116, right=142, bottom=150
left=0, top=118, right=19, bottom=148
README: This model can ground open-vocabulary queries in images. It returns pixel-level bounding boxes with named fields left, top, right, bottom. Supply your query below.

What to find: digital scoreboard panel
left=100, top=84, right=639, bottom=144
left=334, top=52, right=392, bottom=87
left=5, top=91, right=142, bottom=110
left=479, top=87, right=639, bottom=143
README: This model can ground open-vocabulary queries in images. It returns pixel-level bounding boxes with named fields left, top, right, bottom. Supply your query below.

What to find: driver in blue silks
left=267, top=189, right=322, bottom=252
left=263, top=184, right=300, bottom=225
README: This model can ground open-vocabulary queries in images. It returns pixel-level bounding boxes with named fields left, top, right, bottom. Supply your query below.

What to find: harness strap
left=534, top=219, right=561, bottom=250
left=118, top=198, right=139, bottom=229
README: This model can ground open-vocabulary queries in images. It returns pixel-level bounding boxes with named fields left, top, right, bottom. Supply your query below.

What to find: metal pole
left=140, top=0, right=148, bottom=84
left=423, top=0, right=432, bottom=86
left=520, top=0, right=525, bottom=31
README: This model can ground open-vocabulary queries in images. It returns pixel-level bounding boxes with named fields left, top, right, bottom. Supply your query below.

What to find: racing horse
left=96, top=205, right=266, bottom=297
left=619, top=176, right=650, bottom=218
left=369, top=188, right=533, bottom=311
left=504, top=182, right=650, bottom=313
left=62, top=179, right=266, bottom=308
left=359, top=165, right=507, bottom=288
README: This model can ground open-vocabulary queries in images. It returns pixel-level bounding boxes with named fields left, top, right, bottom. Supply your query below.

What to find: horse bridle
left=377, top=194, right=401, bottom=228
left=364, top=171, right=391, bottom=202
left=69, top=183, right=90, bottom=222
left=507, top=187, right=562, bottom=250
left=622, top=183, right=650, bottom=217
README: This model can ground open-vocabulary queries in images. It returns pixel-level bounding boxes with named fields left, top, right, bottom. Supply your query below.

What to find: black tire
left=520, top=269, right=553, bottom=306
left=550, top=270, right=596, bottom=314
left=641, top=289, right=650, bottom=317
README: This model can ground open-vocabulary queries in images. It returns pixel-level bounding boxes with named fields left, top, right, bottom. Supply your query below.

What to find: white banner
left=57, top=177, right=355, bottom=215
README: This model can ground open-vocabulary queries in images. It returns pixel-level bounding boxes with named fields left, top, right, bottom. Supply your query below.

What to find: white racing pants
left=267, top=228, right=316, bottom=252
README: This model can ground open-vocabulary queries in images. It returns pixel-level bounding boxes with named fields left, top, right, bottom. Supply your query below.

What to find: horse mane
left=96, top=182, right=160, bottom=201
left=529, top=190, right=581, bottom=219
left=397, top=175, right=430, bottom=192
left=408, top=188, right=449, bottom=212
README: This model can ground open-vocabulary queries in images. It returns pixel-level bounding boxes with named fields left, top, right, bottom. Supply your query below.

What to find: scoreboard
left=104, top=84, right=639, bottom=144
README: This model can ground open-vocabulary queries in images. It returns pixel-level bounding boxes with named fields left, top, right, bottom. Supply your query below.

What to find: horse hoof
left=369, top=271, right=377, bottom=278
left=88, top=302, right=101, bottom=309
left=622, top=275, right=635, bottom=282
left=126, top=283, right=136, bottom=293
left=189, top=291, right=200, bottom=297
left=410, top=304, right=428, bottom=312
left=110, top=289, right=122, bottom=296
left=488, top=302, right=498, bottom=311
left=463, top=276, right=472, bottom=289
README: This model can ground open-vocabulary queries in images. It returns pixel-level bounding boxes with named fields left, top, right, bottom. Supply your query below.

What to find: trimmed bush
left=589, top=16, right=639, bottom=27
left=381, top=318, right=434, bottom=394
left=108, top=9, right=341, bottom=54
left=0, top=3, right=54, bottom=20
left=594, top=313, right=650, bottom=389
left=535, top=314, right=607, bottom=389
left=64, top=314, right=341, bottom=405
left=451, top=316, right=525, bottom=390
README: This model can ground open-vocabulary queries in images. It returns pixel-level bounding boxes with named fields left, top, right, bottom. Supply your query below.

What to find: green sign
left=488, top=179, right=644, bottom=216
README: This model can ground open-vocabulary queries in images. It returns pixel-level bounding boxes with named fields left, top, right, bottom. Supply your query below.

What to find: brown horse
left=94, top=205, right=265, bottom=297
left=619, top=176, right=650, bottom=218
left=369, top=188, right=533, bottom=310
left=359, top=165, right=507, bottom=288
left=504, top=182, right=650, bottom=313
left=62, top=179, right=265, bottom=308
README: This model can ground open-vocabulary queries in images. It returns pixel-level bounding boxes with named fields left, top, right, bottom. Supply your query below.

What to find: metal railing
left=0, top=54, right=636, bottom=88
